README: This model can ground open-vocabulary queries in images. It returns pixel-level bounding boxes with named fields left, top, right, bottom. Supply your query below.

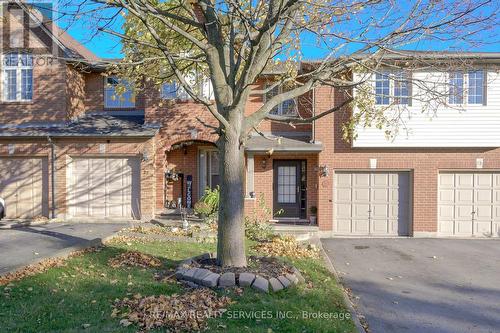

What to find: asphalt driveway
left=0, top=223, right=127, bottom=275
left=321, top=238, right=500, bottom=333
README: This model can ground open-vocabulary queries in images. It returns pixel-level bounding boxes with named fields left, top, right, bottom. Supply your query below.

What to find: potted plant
left=309, top=206, right=318, bottom=225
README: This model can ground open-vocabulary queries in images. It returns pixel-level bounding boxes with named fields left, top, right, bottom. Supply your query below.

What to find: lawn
left=0, top=236, right=356, bottom=333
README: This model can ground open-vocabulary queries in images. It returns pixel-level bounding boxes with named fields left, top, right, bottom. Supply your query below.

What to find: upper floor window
left=468, top=71, right=484, bottom=105
left=448, top=70, right=486, bottom=105
left=161, top=77, right=213, bottom=100
left=2, top=52, right=33, bottom=101
left=449, top=71, right=464, bottom=104
left=265, top=84, right=297, bottom=116
left=104, top=76, right=135, bottom=108
left=161, top=82, right=179, bottom=99
left=375, top=71, right=411, bottom=105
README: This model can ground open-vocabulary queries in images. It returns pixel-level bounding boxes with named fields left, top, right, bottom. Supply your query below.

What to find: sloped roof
left=245, top=135, right=323, bottom=153
left=0, top=114, right=158, bottom=138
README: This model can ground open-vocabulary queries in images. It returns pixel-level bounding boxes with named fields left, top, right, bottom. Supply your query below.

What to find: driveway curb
left=0, top=232, right=120, bottom=278
left=317, top=239, right=366, bottom=333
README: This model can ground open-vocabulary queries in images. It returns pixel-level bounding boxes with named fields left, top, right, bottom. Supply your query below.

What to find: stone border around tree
left=175, top=253, right=305, bottom=293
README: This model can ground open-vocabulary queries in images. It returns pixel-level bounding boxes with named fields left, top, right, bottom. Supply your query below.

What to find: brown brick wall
left=0, top=137, right=156, bottom=220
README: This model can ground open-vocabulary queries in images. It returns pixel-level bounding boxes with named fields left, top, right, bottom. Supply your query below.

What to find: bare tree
left=57, top=0, right=498, bottom=266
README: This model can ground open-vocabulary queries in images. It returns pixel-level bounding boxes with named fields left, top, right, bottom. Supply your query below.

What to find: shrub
left=194, top=186, right=220, bottom=221
left=244, top=194, right=276, bottom=241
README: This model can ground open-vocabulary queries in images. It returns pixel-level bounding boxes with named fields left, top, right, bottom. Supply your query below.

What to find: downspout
left=311, top=87, right=316, bottom=143
left=47, top=136, right=56, bottom=219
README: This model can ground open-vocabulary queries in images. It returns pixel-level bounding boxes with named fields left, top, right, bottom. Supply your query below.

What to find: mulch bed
left=192, top=256, right=294, bottom=280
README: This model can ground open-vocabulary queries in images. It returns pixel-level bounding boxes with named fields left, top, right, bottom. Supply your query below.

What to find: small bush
left=194, top=186, right=220, bottom=222
left=245, top=216, right=274, bottom=241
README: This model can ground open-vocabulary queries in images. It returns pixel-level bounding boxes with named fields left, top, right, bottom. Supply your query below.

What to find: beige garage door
left=334, top=172, right=410, bottom=236
left=68, top=157, right=140, bottom=219
left=0, top=157, right=48, bottom=219
left=438, top=173, right=500, bottom=237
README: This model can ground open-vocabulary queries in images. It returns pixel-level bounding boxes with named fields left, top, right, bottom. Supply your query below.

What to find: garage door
left=68, top=157, right=140, bottom=219
left=438, top=173, right=500, bottom=237
left=334, top=172, right=410, bottom=236
left=0, top=157, right=48, bottom=219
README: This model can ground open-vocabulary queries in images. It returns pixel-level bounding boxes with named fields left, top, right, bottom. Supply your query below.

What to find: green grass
left=0, top=238, right=355, bottom=333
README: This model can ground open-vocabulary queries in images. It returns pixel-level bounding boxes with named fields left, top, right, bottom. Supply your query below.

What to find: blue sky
left=58, top=1, right=500, bottom=60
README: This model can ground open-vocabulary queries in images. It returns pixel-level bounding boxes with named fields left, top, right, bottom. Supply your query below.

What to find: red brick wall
left=0, top=138, right=156, bottom=220
left=314, top=86, right=500, bottom=234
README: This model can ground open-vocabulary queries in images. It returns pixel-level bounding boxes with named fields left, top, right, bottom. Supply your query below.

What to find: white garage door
left=68, top=157, right=140, bottom=219
left=334, top=172, right=410, bottom=236
left=438, top=173, right=500, bottom=237
left=0, top=157, right=48, bottom=219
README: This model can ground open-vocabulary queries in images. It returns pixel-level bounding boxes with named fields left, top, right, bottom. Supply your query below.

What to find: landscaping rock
left=179, top=258, right=193, bottom=267
left=194, top=253, right=211, bottom=261
left=277, top=275, right=291, bottom=288
left=238, top=272, right=256, bottom=287
left=193, top=268, right=212, bottom=284
left=251, top=276, right=269, bottom=293
left=292, top=267, right=305, bottom=283
left=185, top=281, right=199, bottom=288
left=218, top=272, right=236, bottom=287
left=269, top=277, right=284, bottom=292
left=286, top=273, right=299, bottom=285
left=175, top=268, right=187, bottom=279
left=201, top=273, right=220, bottom=287
left=183, top=268, right=197, bottom=282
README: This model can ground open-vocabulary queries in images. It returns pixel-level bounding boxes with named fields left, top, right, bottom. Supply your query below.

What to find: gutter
left=47, top=136, right=56, bottom=219
left=311, top=87, right=316, bottom=143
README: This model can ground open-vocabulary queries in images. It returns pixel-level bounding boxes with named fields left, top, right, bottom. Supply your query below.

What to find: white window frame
left=374, top=70, right=411, bottom=106
left=448, top=70, right=487, bottom=106
left=264, top=83, right=298, bottom=116
left=104, top=76, right=135, bottom=108
left=2, top=52, right=33, bottom=102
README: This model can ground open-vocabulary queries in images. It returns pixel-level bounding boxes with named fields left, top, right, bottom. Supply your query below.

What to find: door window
left=277, top=166, right=297, bottom=203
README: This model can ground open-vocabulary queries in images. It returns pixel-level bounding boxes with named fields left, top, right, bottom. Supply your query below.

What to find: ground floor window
left=198, top=149, right=220, bottom=195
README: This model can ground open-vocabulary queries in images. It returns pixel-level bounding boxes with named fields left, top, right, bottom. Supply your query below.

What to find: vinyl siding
left=352, top=69, right=500, bottom=147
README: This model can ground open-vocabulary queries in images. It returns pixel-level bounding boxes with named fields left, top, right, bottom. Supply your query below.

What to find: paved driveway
left=321, top=238, right=500, bottom=333
left=0, top=223, right=127, bottom=275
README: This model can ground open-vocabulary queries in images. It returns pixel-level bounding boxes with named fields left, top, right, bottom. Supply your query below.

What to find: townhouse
left=1, top=3, right=500, bottom=238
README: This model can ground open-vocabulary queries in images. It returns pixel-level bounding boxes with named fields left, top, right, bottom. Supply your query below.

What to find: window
left=104, top=76, right=135, bottom=108
left=393, top=71, right=410, bottom=105
left=468, top=71, right=484, bottom=105
left=375, top=72, right=390, bottom=105
left=161, top=82, right=178, bottom=99
left=2, top=52, right=33, bottom=101
left=264, top=84, right=297, bottom=116
left=449, top=71, right=464, bottom=104
left=374, top=71, right=411, bottom=105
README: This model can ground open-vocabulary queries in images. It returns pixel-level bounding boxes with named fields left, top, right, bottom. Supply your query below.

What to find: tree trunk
left=216, top=129, right=247, bottom=267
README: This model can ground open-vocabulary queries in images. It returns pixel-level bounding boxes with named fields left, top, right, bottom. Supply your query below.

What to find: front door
left=273, top=160, right=304, bottom=218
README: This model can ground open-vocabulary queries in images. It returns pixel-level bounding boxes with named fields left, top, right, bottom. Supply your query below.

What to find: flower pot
left=310, top=216, right=317, bottom=225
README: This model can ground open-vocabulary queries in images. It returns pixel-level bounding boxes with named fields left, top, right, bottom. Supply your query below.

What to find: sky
left=56, top=1, right=500, bottom=60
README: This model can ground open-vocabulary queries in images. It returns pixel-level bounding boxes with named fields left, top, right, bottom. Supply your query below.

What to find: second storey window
left=265, top=84, right=297, bottom=116
left=104, top=76, right=135, bottom=108
left=468, top=71, right=484, bottom=105
left=449, top=71, right=464, bottom=104
left=375, top=71, right=411, bottom=105
left=2, top=53, right=33, bottom=101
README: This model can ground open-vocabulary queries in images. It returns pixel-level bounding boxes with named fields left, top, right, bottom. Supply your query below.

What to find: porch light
left=261, top=158, right=268, bottom=169
left=319, top=165, right=329, bottom=177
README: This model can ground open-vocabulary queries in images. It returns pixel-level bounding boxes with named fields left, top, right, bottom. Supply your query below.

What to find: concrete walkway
left=322, top=238, right=500, bottom=333
left=0, top=223, right=127, bottom=275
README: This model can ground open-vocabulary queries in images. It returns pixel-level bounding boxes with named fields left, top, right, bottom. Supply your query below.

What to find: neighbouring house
left=1, top=3, right=500, bottom=238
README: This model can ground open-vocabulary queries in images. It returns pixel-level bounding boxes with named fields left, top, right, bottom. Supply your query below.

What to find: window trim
left=1, top=52, right=33, bottom=102
left=104, top=76, right=135, bottom=109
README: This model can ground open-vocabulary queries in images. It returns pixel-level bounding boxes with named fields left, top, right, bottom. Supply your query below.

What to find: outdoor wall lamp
left=142, top=150, right=150, bottom=162
left=319, top=165, right=329, bottom=177
left=261, top=158, right=268, bottom=169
